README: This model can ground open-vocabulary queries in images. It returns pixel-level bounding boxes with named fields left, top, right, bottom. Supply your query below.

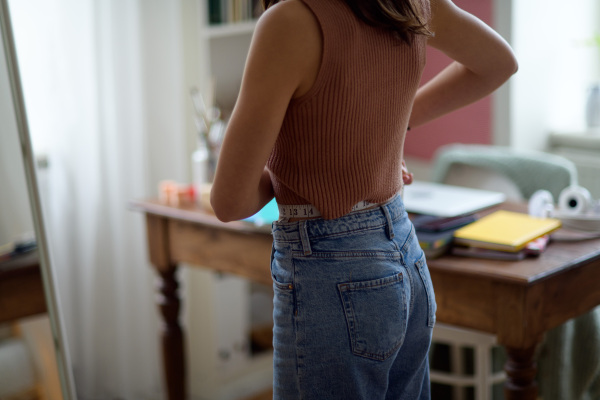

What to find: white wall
left=0, top=19, right=33, bottom=248
left=492, top=0, right=513, bottom=147
left=510, top=0, right=600, bottom=150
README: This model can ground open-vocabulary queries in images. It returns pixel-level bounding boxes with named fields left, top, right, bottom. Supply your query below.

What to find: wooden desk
left=131, top=200, right=600, bottom=400
left=0, top=250, right=47, bottom=324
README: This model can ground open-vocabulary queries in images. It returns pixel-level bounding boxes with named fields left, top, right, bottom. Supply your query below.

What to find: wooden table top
left=0, top=249, right=47, bottom=323
left=130, top=199, right=600, bottom=287
left=129, top=199, right=267, bottom=234
left=0, top=249, right=40, bottom=278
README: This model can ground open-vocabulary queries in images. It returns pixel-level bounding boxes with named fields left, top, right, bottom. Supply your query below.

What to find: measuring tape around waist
left=278, top=199, right=381, bottom=220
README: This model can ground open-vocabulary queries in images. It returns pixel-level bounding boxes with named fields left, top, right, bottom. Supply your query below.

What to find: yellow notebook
left=453, top=210, right=561, bottom=252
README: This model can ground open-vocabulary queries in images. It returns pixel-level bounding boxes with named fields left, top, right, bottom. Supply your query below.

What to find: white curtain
left=10, top=0, right=193, bottom=398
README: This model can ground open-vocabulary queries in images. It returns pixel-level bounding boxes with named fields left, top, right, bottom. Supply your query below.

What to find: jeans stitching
left=291, top=251, right=403, bottom=259
left=405, top=263, right=416, bottom=318
left=337, top=273, right=407, bottom=361
left=400, top=224, right=415, bottom=253
left=273, top=222, right=389, bottom=243
left=416, top=255, right=436, bottom=328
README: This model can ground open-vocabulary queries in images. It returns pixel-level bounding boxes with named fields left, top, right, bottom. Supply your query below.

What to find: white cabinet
left=184, top=268, right=273, bottom=400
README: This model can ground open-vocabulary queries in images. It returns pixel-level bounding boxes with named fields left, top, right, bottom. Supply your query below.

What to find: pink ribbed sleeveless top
left=267, top=0, right=429, bottom=219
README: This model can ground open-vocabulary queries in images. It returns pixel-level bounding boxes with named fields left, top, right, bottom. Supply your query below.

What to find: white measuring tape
left=278, top=200, right=380, bottom=219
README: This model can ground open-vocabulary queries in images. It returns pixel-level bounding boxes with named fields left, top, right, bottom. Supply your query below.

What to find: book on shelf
left=209, top=0, right=262, bottom=25
left=453, top=210, right=561, bottom=253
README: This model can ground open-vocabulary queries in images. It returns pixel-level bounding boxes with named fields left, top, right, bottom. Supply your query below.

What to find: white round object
left=558, top=185, right=592, bottom=215
left=528, top=190, right=555, bottom=218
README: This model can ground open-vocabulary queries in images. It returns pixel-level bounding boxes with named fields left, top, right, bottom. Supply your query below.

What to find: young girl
left=211, top=0, right=517, bottom=398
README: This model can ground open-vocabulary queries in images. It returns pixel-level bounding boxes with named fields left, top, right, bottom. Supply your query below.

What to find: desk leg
left=157, top=265, right=185, bottom=400
left=504, top=345, right=538, bottom=400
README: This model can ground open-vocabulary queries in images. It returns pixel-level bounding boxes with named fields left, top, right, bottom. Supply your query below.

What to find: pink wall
left=404, top=0, right=493, bottom=160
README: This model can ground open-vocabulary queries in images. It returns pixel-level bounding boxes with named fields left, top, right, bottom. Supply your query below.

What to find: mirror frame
left=0, top=0, right=76, bottom=397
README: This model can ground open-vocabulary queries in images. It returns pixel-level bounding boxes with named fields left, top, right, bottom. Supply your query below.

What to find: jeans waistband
left=271, top=193, right=405, bottom=243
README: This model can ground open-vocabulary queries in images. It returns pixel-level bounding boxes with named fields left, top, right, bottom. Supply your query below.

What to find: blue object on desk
left=243, top=198, right=279, bottom=227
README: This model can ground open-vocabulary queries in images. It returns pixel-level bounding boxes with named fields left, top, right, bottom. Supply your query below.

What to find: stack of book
left=451, top=210, right=561, bottom=260
left=413, top=214, right=478, bottom=259
left=208, top=0, right=262, bottom=25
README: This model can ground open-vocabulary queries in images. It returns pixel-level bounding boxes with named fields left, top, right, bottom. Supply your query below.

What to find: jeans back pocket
left=337, top=272, right=408, bottom=361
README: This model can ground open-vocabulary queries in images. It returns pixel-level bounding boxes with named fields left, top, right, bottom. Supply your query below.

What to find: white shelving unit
left=205, top=20, right=257, bottom=39
left=183, top=5, right=272, bottom=399
left=206, top=25, right=254, bottom=111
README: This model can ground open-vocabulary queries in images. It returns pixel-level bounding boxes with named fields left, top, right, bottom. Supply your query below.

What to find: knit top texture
left=266, top=0, right=430, bottom=219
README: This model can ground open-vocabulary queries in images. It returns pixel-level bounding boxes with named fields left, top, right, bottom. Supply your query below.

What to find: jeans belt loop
left=381, top=204, right=395, bottom=240
left=299, top=220, right=312, bottom=256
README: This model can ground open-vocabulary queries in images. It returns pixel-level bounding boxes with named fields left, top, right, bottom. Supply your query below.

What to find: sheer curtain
left=10, top=0, right=194, bottom=398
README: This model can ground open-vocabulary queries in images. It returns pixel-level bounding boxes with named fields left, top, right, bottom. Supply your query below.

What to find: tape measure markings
left=278, top=200, right=381, bottom=219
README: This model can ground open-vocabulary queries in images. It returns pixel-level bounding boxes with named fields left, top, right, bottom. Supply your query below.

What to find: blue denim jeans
left=270, top=194, right=436, bottom=399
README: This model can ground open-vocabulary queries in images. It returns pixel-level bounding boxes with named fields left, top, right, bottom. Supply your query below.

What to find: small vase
left=192, top=141, right=210, bottom=189
left=585, top=83, right=600, bottom=130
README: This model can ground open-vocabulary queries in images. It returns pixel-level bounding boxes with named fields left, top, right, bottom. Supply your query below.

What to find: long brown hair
left=261, top=0, right=431, bottom=44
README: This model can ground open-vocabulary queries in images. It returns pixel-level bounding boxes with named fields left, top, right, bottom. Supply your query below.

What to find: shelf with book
left=208, top=0, right=262, bottom=27
left=202, top=0, right=261, bottom=111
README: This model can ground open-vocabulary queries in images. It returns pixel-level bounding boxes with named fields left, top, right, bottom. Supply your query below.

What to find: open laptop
left=402, top=180, right=506, bottom=217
